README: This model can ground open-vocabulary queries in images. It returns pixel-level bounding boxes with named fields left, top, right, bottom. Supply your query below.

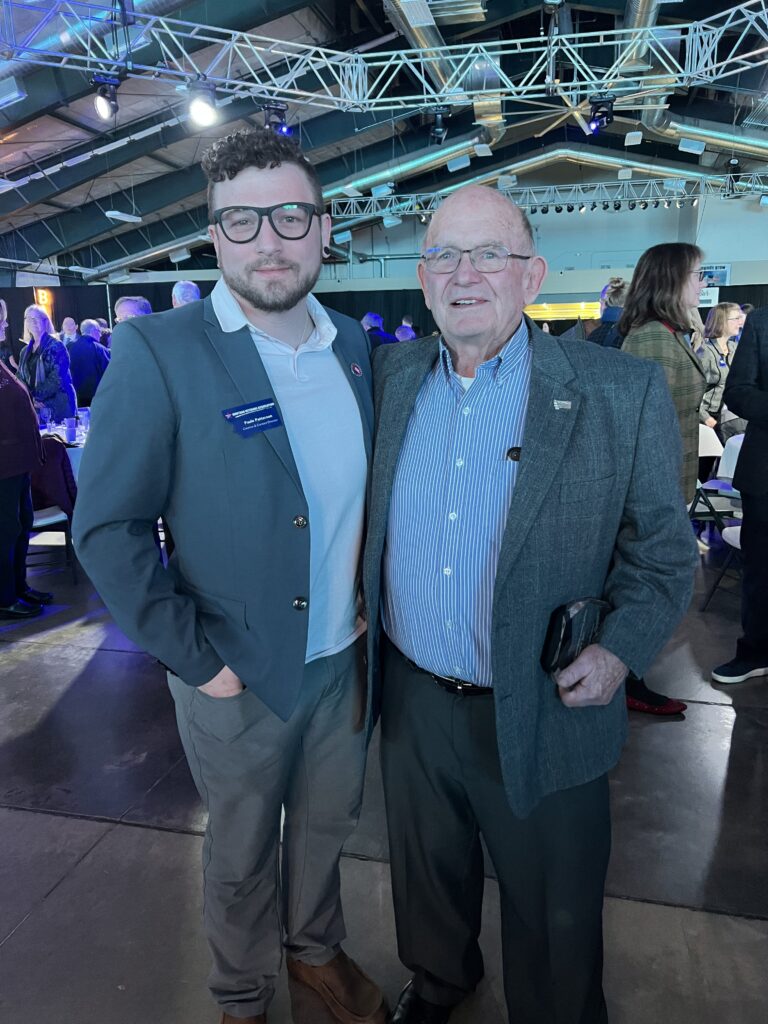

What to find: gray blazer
left=363, top=320, right=697, bottom=817
left=73, top=296, right=374, bottom=723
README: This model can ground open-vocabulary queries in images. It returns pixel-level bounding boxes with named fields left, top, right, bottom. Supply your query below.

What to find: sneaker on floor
left=625, top=675, right=687, bottom=716
left=711, top=658, right=768, bottom=684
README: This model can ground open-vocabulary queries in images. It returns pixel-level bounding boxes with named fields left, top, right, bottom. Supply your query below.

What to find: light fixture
left=664, top=199, right=671, bottom=208
left=446, top=154, right=471, bottom=173
left=371, top=183, right=395, bottom=198
left=530, top=205, right=538, bottom=214
left=430, top=105, right=451, bottom=144
left=602, top=201, right=610, bottom=211
left=93, top=75, right=120, bottom=121
left=589, top=202, right=597, bottom=212
left=639, top=200, right=648, bottom=210
left=653, top=200, right=660, bottom=208
left=555, top=204, right=563, bottom=213
left=541, top=205, right=549, bottom=214
left=613, top=200, right=621, bottom=211
left=566, top=204, right=574, bottom=213
left=264, top=102, right=291, bottom=136
left=624, top=130, right=642, bottom=147
left=587, top=93, right=615, bottom=135
left=188, top=81, right=218, bottom=127
left=332, top=229, right=352, bottom=244
left=382, top=214, right=403, bottom=228
left=169, top=247, right=192, bottom=264
left=628, top=201, right=636, bottom=211
left=675, top=199, right=684, bottom=208
left=692, top=197, right=699, bottom=207
left=105, top=209, right=142, bottom=224
left=579, top=203, right=587, bottom=213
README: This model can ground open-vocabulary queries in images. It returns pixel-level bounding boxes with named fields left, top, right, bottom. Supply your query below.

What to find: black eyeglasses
left=212, top=203, right=322, bottom=243
left=421, top=245, right=532, bottom=274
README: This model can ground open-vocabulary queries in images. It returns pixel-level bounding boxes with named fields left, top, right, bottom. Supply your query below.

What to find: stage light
left=93, top=76, right=120, bottom=121
left=692, top=197, right=699, bottom=207
left=613, top=200, right=621, bottom=211
left=639, top=200, right=648, bottom=210
left=188, top=82, right=218, bottom=127
left=541, top=205, right=549, bottom=214
left=555, top=204, right=563, bottom=213
left=628, top=201, right=636, bottom=211
left=264, top=103, right=291, bottom=136
left=664, top=199, right=671, bottom=208
left=653, top=200, right=660, bottom=208
left=602, top=201, right=609, bottom=211
left=587, top=93, right=615, bottom=135
left=589, top=202, right=596, bottom=212
left=675, top=199, right=683, bottom=208
left=430, top=105, right=451, bottom=144
left=566, top=204, right=574, bottom=213
left=530, top=205, right=538, bottom=214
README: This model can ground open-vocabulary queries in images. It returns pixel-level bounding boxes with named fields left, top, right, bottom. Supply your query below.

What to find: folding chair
left=700, top=526, right=741, bottom=611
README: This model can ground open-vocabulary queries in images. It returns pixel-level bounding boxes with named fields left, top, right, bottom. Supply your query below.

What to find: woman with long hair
left=699, top=302, right=748, bottom=442
left=619, top=243, right=707, bottom=503
left=0, top=299, right=17, bottom=370
left=617, top=244, right=707, bottom=717
left=16, top=304, right=76, bottom=422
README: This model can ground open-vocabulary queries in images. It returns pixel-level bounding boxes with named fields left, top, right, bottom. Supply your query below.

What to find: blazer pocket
left=186, top=586, right=248, bottom=630
left=558, top=472, right=617, bottom=508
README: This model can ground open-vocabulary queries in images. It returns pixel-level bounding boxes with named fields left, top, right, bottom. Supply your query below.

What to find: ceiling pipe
left=647, top=115, right=768, bottom=161
left=621, top=0, right=677, bottom=130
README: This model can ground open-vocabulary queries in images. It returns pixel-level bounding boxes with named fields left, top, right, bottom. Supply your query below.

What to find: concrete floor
left=0, top=537, right=766, bottom=1023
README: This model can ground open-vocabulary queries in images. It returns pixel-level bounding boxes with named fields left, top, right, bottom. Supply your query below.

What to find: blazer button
left=292, top=597, right=308, bottom=610
left=293, top=515, right=308, bottom=528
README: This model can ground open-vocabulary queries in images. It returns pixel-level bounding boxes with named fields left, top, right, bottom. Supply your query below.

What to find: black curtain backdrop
left=320, top=289, right=436, bottom=336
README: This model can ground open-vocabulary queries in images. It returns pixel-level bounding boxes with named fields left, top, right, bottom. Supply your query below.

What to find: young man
left=73, top=128, right=383, bottom=1024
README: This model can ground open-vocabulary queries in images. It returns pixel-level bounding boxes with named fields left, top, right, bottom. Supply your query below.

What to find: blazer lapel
left=495, top=327, right=581, bottom=584
left=328, top=311, right=374, bottom=464
left=201, top=297, right=303, bottom=493
left=370, top=339, right=440, bottom=543
left=674, top=330, right=706, bottom=378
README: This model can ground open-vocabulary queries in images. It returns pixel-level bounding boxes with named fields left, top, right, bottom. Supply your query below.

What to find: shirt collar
left=438, top=316, right=530, bottom=386
left=210, top=277, right=337, bottom=352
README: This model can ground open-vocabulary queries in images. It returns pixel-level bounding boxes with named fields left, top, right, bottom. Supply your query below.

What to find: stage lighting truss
left=328, top=175, right=757, bottom=223
left=3, top=1, right=768, bottom=113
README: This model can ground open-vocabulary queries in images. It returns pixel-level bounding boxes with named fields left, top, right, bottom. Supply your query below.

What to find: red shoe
left=626, top=694, right=687, bottom=716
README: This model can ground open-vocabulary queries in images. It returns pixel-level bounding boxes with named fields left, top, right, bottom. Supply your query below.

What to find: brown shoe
left=287, top=950, right=387, bottom=1024
left=220, top=1013, right=266, bottom=1023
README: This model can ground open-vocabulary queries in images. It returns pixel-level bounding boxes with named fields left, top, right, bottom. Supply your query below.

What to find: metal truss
left=2, top=0, right=768, bottom=113
left=330, top=174, right=768, bottom=220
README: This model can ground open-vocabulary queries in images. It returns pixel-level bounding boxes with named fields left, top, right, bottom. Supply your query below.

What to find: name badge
left=221, top=399, right=282, bottom=436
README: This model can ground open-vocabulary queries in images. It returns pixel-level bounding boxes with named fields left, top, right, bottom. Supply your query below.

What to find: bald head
left=424, top=186, right=535, bottom=254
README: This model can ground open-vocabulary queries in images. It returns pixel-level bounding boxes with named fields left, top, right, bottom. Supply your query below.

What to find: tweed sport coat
left=363, top=320, right=697, bottom=817
left=620, top=320, right=706, bottom=503
left=73, top=296, right=374, bottom=725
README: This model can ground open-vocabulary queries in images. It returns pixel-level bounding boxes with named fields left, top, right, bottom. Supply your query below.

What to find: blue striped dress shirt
left=382, top=318, right=531, bottom=687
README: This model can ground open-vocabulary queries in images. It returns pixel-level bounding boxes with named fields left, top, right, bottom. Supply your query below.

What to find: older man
left=67, top=319, right=110, bottom=407
left=363, top=186, right=697, bottom=1023
left=74, top=128, right=382, bottom=1024
left=114, top=294, right=153, bottom=321
left=172, top=279, right=201, bottom=307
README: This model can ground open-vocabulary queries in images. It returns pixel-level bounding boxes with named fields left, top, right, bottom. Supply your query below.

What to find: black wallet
left=540, top=598, right=611, bottom=675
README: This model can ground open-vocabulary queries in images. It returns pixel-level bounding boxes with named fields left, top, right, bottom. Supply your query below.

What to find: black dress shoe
left=19, top=587, right=54, bottom=605
left=0, top=600, right=43, bottom=620
left=388, top=981, right=453, bottom=1024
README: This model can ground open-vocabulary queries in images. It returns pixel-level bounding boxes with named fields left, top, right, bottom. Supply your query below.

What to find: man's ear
left=524, top=255, right=548, bottom=305
left=417, top=261, right=432, bottom=310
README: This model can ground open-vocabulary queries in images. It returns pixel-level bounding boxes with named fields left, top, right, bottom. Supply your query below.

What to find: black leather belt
left=400, top=649, right=493, bottom=696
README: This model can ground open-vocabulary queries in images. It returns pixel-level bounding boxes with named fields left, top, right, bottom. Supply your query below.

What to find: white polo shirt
left=210, top=277, right=367, bottom=662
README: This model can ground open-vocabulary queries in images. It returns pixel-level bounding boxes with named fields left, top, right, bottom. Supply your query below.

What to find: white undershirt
left=211, top=278, right=367, bottom=662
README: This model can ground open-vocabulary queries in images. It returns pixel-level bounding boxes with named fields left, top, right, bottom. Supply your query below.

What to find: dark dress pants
left=380, top=641, right=610, bottom=1024
left=0, top=473, right=33, bottom=606
left=736, top=492, right=768, bottom=663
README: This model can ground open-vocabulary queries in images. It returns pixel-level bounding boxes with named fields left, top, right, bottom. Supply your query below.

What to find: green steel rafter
left=1, top=0, right=768, bottom=110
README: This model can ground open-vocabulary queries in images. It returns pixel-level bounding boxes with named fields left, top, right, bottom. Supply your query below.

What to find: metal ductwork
left=384, top=0, right=506, bottom=141
left=646, top=115, right=768, bottom=162
left=621, top=0, right=675, bottom=130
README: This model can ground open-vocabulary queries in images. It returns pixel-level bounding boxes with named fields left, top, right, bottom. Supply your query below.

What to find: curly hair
left=201, top=127, right=323, bottom=222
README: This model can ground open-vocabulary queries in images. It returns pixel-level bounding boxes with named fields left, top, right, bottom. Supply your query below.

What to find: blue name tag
left=221, top=399, right=282, bottom=436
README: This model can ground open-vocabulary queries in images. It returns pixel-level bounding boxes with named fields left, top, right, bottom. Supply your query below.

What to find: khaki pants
left=168, top=635, right=368, bottom=1018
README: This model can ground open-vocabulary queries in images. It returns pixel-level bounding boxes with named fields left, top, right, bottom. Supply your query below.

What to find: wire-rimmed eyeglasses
left=212, top=203, right=323, bottom=243
left=421, top=245, right=532, bottom=274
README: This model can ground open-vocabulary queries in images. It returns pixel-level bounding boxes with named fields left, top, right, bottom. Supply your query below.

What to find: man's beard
left=222, top=256, right=322, bottom=314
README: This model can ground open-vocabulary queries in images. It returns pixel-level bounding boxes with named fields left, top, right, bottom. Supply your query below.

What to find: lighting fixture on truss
left=588, top=94, right=615, bottom=135
left=264, top=103, right=292, bottom=136
left=188, top=81, right=218, bottom=127
left=430, top=106, right=451, bottom=144
left=93, top=75, right=121, bottom=121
